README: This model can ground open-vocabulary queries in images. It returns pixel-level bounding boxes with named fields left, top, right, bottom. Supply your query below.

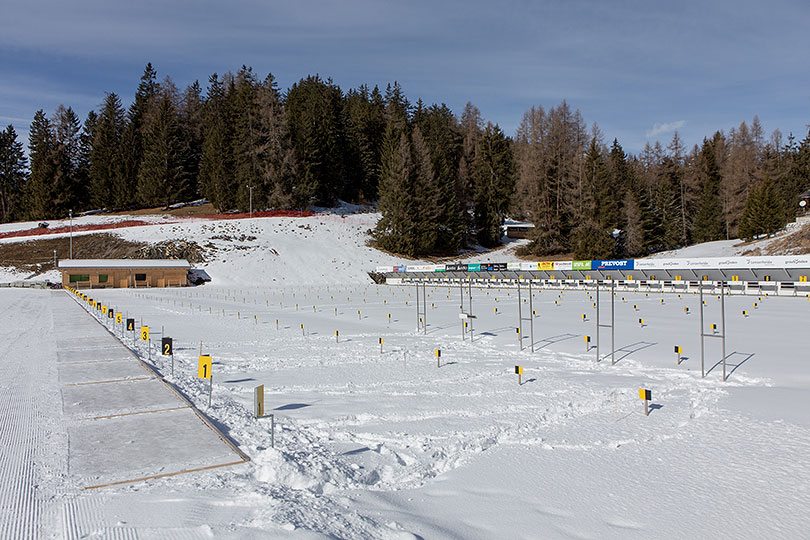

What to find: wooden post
left=254, top=385, right=265, bottom=418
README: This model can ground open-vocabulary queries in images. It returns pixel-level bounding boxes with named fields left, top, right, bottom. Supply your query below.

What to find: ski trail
left=0, top=293, right=48, bottom=539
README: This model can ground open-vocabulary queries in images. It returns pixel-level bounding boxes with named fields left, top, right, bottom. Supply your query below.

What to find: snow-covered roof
left=57, top=259, right=191, bottom=269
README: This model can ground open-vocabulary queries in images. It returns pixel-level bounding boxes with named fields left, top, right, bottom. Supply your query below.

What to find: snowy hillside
left=0, top=206, right=530, bottom=286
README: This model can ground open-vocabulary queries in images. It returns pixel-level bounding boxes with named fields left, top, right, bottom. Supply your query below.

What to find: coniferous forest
left=1, top=64, right=809, bottom=258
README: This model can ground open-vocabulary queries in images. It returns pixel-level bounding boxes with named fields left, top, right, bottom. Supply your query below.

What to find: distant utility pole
left=69, top=209, right=73, bottom=259
left=246, top=185, right=254, bottom=218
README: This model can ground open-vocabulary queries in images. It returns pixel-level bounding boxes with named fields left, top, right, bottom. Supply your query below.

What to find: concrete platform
left=62, top=378, right=182, bottom=419
left=54, top=293, right=247, bottom=489
left=69, top=407, right=239, bottom=486
left=58, top=359, right=150, bottom=384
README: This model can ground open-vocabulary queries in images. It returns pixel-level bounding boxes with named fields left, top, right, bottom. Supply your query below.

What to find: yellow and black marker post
left=639, top=388, right=652, bottom=416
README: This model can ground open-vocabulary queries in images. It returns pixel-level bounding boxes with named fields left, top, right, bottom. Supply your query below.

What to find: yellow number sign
left=198, top=355, right=212, bottom=379
left=102, top=305, right=108, bottom=315
left=116, top=312, right=122, bottom=324
left=140, top=326, right=149, bottom=341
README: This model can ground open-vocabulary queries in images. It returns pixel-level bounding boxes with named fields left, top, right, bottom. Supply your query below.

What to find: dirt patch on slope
left=0, top=233, right=205, bottom=276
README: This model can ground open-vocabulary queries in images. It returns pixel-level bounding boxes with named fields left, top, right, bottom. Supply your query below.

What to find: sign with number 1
left=198, top=355, right=212, bottom=379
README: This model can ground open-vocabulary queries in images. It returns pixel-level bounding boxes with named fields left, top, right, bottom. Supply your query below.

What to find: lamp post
left=69, top=209, right=73, bottom=259
left=246, top=185, right=254, bottom=218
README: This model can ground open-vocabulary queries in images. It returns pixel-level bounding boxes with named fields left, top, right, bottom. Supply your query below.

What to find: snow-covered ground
left=1, top=209, right=810, bottom=538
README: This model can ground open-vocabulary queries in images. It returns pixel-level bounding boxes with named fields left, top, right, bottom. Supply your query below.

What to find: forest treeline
left=1, top=64, right=809, bottom=258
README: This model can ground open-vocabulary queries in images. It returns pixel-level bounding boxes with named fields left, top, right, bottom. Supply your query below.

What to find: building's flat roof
left=58, top=259, right=191, bottom=269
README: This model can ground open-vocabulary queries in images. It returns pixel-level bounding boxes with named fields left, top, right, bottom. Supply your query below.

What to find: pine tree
left=199, top=74, right=235, bottom=211
left=73, top=111, right=96, bottom=212
left=255, top=74, right=300, bottom=209
left=410, top=126, right=441, bottom=253
left=230, top=67, right=264, bottom=211
left=414, top=104, right=463, bottom=254
left=738, top=177, right=783, bottom=240
left=120, top=64, right=159, bottom=208
left=25, top=110, right=57, bottom=219
left=0, top=125, right=28, bottom=222
left=285, top=75, right=346, bottom=206
left=89, top=93, right=126, bottom=209
left=472, top=123, right=515, bottom=247
left=52, top=105, right=82, bottom=215
left=374, top=131, right=416, bottom=256
left=691, top=137, right=725, bottom=243
left=137, top=94, right=187, bottom=207
left=343, top=85, right=386, bottom=202
left=179, top=81, right=205, bottom=199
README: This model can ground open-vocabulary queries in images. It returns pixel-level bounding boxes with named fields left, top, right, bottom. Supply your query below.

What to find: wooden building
left=504, top=223, right=535, bottom=239
left=57, top=259, right=190, bottom=289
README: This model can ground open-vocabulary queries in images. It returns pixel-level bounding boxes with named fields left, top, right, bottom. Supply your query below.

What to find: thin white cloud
left=646, top=120, right=686, bottom=138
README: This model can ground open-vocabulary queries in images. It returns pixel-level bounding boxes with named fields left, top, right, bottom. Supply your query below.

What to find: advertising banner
left=468, top=263, right=481, bottom=272
left=434, top=264, right=446, bottom=272
left=507, top=262, right=521, bottom=270
left=539, top=261, right=555, bottom=271
left=554, top=261, right=573, bottom=271
left=446, top=263, right=468, bottom=272
left=572, top=260, right=591, bottom=271
left=592, top=259, right=634, bottom=270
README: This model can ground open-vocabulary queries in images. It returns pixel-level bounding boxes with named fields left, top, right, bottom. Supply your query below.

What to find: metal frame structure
left=595, top=280, right=616, bottom=364
left=699, top=280, right=727, bottom=380
left=517, top=278, right=534, bottom=352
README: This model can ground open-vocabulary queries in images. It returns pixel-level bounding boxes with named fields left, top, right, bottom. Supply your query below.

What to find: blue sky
left=2, top=0, right=809, bottom=154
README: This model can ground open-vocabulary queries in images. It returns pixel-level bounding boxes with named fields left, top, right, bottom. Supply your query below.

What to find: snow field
left=73, top=280, right=810, bottom=538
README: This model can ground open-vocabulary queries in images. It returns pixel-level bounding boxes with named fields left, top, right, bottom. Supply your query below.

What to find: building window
left=98, top=274, right=108, bottom=283
left=69, top=274, right=90, bottom=283
left=135, top=273, right=147, bottom=281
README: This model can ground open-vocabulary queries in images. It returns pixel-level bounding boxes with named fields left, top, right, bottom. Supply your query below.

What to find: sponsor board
left=519, top=262, right=539, bottom=271
left=507, top=262, right=521, bottom=270
left=481, top=263, right=507, bottom=271
left=446, top=263, right=468, bottom=272
left=572, top=260, right=591, bottom=271
left=539, top=261, right=555, bottom=271
left=434, top=264, right=446, bottom=272
left=592, top=259, right=634, bottom=270
left=468, top=263, right=481, bottom=272
left=554, top=261, right=573, bottom=271
left=375, top=266, right=395, bottom=273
